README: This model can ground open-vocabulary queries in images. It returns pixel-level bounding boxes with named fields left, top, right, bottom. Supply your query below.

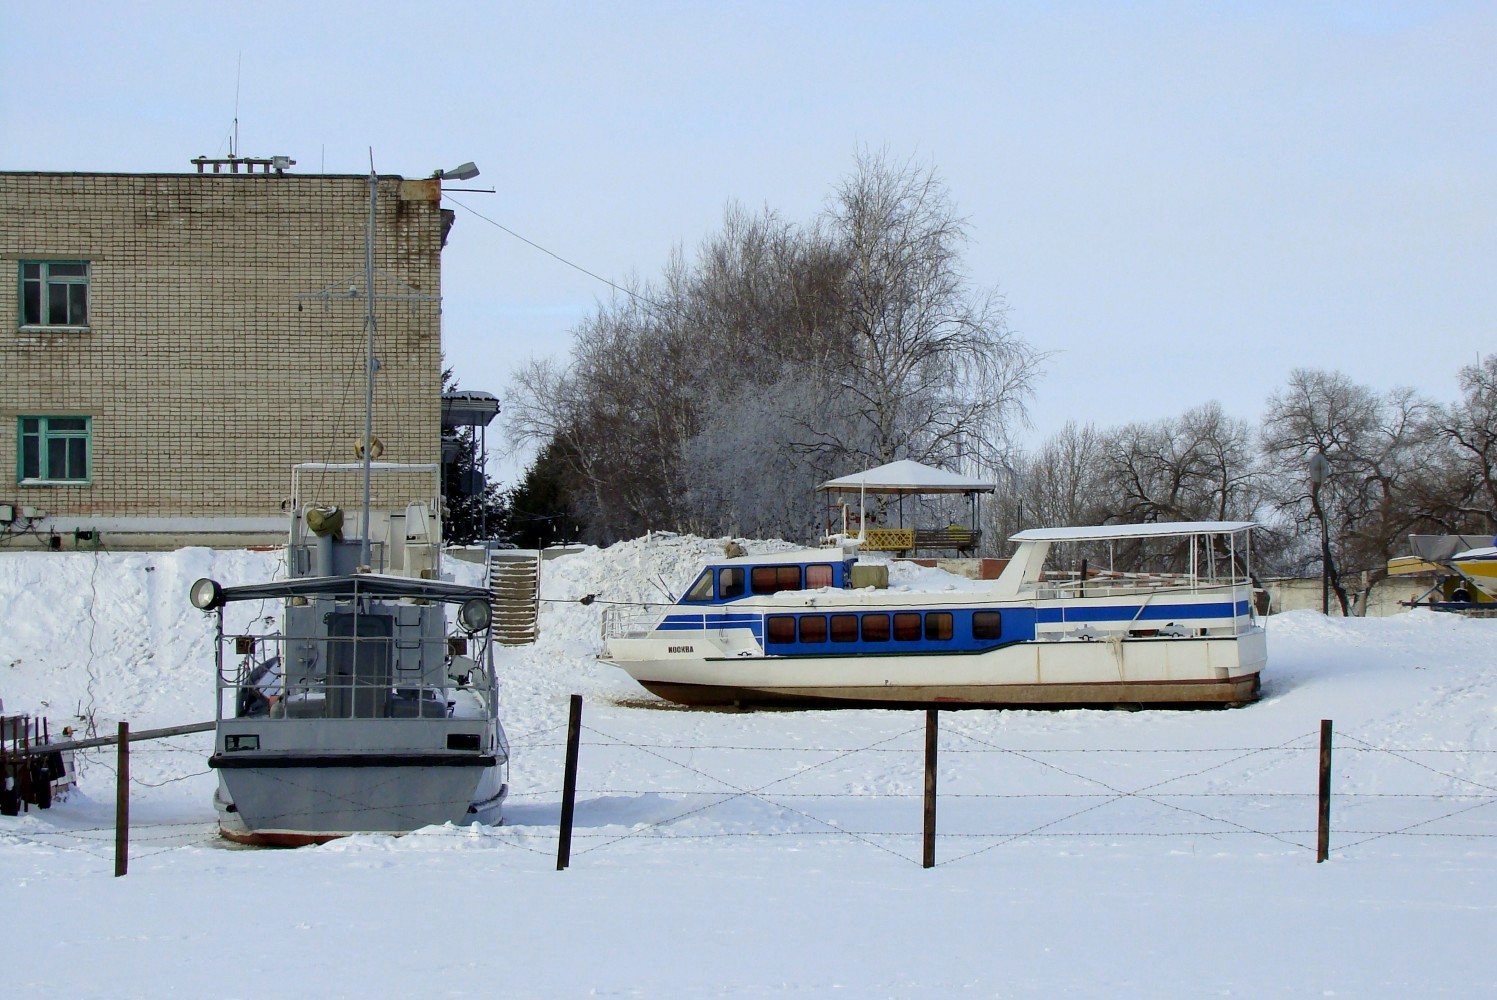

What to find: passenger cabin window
left=719, top=567, right=746, bottom=599
left=751, top=565, right=803, bottom=595
left=766, top=616, right=797, bottom=644
left=972, top=611, right=1002, bottom=640
left=893, top=612, right=922, bottom=642
left=683, top=570, right=715, bottom=602
left=829, top=614, right=858, bottom=642
left=799, top=615, right=827, bottom=643
left=805, top=564, right=834, bottom=589
left=861, top=613, right=890, bottom=642
left=925, top=612, right=954, bottom=641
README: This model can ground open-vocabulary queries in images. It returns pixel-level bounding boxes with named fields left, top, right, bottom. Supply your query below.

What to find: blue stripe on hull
left=649, top=599, right=1250, bottom=656
left=1036, top=600, right=1247, bottom=623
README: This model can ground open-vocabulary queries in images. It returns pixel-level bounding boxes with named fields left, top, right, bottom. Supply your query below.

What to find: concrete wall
left=0, top=172, right=444, bottom=548
left=1263, top=574, right=1447, bottom=617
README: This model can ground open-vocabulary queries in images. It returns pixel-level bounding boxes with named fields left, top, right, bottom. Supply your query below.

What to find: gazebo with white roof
left=817, top=459, right=996, bottom=555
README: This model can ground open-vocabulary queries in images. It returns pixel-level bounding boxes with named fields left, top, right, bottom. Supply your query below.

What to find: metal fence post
left=923, top=708, right=938, bottom=869
left=115, top=721, right=130, bottom=878
left=557, top=695, right=582, bottom=870
left=1317, top=719, right=1333, bottom=863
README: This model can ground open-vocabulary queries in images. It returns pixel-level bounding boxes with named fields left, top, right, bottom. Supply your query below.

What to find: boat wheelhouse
left=601, top=521, right=1265, bottom=709
left=193, top=462, right=508, bottom=845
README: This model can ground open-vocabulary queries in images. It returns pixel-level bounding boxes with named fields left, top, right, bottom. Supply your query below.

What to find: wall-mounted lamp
left=436, top=162, right=480, bottom=181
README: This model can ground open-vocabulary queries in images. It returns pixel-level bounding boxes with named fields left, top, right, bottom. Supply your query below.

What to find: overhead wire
left=443, top=196, right=669, bottom=313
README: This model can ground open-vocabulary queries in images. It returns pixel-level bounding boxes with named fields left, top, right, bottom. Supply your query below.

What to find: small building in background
left=0, top=160, right=452, bottom=549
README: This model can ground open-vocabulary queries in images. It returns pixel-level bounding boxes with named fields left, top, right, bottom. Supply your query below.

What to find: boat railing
left=215, top=630, right=494, bottom=723
left=601, top=604, right=671, bottom=640
left=1030, top=570, right=1247, bottom=601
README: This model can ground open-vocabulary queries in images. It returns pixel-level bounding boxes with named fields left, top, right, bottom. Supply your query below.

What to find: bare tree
left=986, top=422, right=1110, bottom=543
left=1261, top=369, right=1442, bottom=614
left=1436, top=354, right=1497, bottom=532
left=503, top=153, right=1043, bottom=544
left=1100, top=402, right=1262, bottom=525
left=821, top=150, right=1042, bottom=476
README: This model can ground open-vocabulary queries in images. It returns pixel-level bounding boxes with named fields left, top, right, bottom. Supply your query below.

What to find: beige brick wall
left=0, top=172, right=444, bottom=532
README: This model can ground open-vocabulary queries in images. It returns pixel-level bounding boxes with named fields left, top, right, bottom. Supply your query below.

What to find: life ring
left=354, top=435, right=385, bottom=460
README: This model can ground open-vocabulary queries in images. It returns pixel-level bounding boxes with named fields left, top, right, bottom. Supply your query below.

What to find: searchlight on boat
left=190, top=578, right=225, bottom=611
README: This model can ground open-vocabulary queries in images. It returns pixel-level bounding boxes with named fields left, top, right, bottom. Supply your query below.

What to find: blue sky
left=5, top=2, right=1493, bottom=482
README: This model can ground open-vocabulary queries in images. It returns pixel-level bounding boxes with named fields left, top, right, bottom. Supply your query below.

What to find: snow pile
left=4, top=537, right=1497, bottom=997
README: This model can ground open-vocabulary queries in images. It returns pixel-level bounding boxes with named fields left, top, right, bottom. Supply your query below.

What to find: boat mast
left=361, top=168, right=377, bottom=570
left=294, top=159, right=439, bottom=574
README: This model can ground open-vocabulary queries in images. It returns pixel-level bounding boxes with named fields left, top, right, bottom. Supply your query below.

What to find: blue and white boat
left=600, top=521, right=1265, bottom=708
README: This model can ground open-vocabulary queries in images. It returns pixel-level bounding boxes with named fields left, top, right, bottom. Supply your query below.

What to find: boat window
left=829, top=614, right=859, bottom=642
left=861, top=613, right=890, bottom=642
left=925, top=612, right=954, bottom=642
left=805, top=564, right=834, bottom=588
left=751, top=565, right=803, bottom=594
left=718, top=567, right=746, bottom=600
left=972, top=611, right=1002, bottom=640
left=798, top=615, right=828, bottom=643
left=893, top=612, right=922, bottom=642
left=683, top=570, right=716, bottom=603
left=766, top=616, right=797, bottom=645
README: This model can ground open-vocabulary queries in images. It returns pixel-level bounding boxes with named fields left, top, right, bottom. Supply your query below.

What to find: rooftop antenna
left=232, top=52, right=242, bottom=158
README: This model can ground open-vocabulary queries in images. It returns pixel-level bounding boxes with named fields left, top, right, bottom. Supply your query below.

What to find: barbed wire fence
left=1, top=729, right=220, bottom=868
left=8, top=705, right=1497, bottom=874
left=508, top=704, right=1497, bottom=870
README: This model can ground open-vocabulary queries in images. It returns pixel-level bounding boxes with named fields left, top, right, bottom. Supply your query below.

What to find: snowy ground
left=4, top=537, right=1497, bottom=998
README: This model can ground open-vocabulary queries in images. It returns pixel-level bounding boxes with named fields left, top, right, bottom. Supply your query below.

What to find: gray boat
left=192, top=462, right=508, bottom=846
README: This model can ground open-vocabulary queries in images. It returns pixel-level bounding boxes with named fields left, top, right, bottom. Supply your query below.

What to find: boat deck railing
left=214, top=630, right=495, bottom=723
left=1029, top=571, right=1247, bottom=601
left=602, top=605, right=673, bottom=641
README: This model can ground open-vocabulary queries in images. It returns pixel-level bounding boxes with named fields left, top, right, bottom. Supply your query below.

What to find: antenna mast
left=294, top=153, right=439, bottom=571
left=232, top=52, right=242, bottom=157
left=361, top=164, right=378, bottom=569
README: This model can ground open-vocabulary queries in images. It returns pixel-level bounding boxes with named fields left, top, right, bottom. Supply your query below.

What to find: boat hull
left=1452, top=551, right=1497, bottom=598
left=610, top=629, right=1267, bottom=710
left=637, top=674, right=1260, bottom=709
left=210, top=754, right=506, bottom=845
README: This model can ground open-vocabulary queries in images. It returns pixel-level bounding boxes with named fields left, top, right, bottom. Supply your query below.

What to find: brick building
left=0, top=167, right=449, bottom=548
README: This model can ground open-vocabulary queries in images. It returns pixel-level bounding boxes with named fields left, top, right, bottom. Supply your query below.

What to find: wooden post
left=18, top=717, right=32, bottom=812
left=1317, top=719, right=1332, bottom=863
left=115, top=721, right=129, bottom=878
left=0, top=730, right=12, bottom=817
left=923, top=708, right=938, bottom=869
left=557, top=694, right=582, bottom=871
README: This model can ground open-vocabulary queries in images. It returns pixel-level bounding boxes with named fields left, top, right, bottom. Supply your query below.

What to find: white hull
left=608, top=628, right=1265, bottom=708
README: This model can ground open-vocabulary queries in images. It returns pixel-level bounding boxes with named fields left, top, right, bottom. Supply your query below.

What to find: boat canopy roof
left=1009, top=521, right=1257, bottom=543
left=219, top=573, right=490, bottom=604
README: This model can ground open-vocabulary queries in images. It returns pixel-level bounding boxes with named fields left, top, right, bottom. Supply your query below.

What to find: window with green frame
left=19, top=261, right=90, bottom=327
left=18, top=416, right=91, bottom=483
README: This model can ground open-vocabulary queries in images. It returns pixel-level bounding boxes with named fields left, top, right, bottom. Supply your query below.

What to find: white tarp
left=817, top=459, right=996, bottom=495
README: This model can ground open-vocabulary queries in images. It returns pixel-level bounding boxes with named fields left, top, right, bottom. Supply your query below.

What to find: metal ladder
left=488, top=549, right=542, bottom=645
